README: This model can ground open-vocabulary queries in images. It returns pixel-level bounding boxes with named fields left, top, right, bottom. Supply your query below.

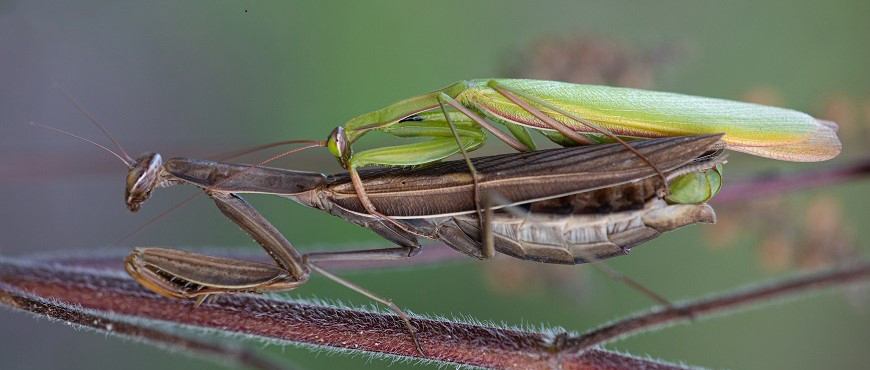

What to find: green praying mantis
left=315, top=78, right=840, bottom=235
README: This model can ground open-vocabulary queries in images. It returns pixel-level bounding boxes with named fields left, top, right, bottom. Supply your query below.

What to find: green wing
left=463, top=79, right=841, bottom=162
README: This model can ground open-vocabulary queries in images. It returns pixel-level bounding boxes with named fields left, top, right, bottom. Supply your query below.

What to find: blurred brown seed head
left=704, top=196, right=788, bottom=250
left=798, top=196, right=856, bottom=269
left=482, top=255, right=590, bottom=302
left=502, top=35, right=683, bottom=88
left=703, top=211, right=742, bottom=249
left=861, top=98, right=870, bottom=144
left=803, top=195, right=842, bottom=237
left=757, top=231, right=794, bottom=273
left=798, top=233, right=854, bottom=270
left=482, top=255, right=541, bottom=295
left=740, top=86, right=784, bottom=106
left=817, top=93, right=860, bottom=149
left=735, top=195, right=857, bottom=272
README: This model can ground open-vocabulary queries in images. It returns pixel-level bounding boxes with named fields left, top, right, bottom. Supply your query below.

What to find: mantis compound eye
left=327, top=126, right=352, bottom=168
left=125, top=153, right=163, bottom=212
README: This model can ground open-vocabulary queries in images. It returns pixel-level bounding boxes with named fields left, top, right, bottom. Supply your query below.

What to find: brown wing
left=326, top=134, right=724, bottom=217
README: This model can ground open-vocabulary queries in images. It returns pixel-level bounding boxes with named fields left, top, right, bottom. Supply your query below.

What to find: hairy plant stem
left=1, top=257, right=866, bottom=369
left=0, top=281, right=288, bottom=370
left=562, top=261, right=870, bottom=352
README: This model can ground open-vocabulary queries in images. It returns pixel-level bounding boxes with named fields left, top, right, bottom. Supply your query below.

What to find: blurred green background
left=1, top=1, right=868, bottom=369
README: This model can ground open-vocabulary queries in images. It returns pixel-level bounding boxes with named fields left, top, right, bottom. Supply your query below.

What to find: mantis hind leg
left=303, top=249, right=425, bottom=355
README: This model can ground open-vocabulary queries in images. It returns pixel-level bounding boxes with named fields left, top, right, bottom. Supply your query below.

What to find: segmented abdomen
left=451, top=199, right=715, bottom=265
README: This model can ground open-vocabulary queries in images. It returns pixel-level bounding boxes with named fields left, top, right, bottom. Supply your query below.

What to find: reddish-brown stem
left=0, top=282, right=288, bottom=370
left=0, top=257, right=683, bottom=369
left=562, top=261, right=870, bottom=353
left=2, top=256, right=867, bottom=369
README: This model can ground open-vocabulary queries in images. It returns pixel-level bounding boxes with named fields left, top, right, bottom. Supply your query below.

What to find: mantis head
left=326, top=126, right=353, bottom=168
left=125, top=152, right=163, bottom=212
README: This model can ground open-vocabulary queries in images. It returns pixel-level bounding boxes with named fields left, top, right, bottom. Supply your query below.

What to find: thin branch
left=562, top=261, right=870, bottom=353
left=714, top=157, right=870, bottom=203
left=2, top=256, right=867, bottom=369
left=0, top=257, right=682, bottom=369
left=0, top=283, right=288, bottom=370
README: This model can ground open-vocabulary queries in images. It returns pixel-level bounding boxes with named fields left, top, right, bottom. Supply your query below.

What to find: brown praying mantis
left=117, top=134, right=724, bottom=355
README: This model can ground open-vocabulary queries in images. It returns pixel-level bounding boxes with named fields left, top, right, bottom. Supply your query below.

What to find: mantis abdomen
left=451, top=198, right=714, bottom=264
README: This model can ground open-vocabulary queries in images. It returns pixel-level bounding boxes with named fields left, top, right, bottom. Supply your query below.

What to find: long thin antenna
left=30, top=122, right=131, bottom=167
left=53, top=82, right=134, bottom=163
left=211, top=139, right=326, bottom=161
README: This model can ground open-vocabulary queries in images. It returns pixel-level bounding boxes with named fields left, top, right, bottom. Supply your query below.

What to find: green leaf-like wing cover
left=464, top=79, right=841, bottom=161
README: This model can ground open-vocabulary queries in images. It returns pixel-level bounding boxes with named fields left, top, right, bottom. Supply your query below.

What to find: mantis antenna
left=29, top=122, right=131, bottom=168
left=53, top=82, right=134, bottom=163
